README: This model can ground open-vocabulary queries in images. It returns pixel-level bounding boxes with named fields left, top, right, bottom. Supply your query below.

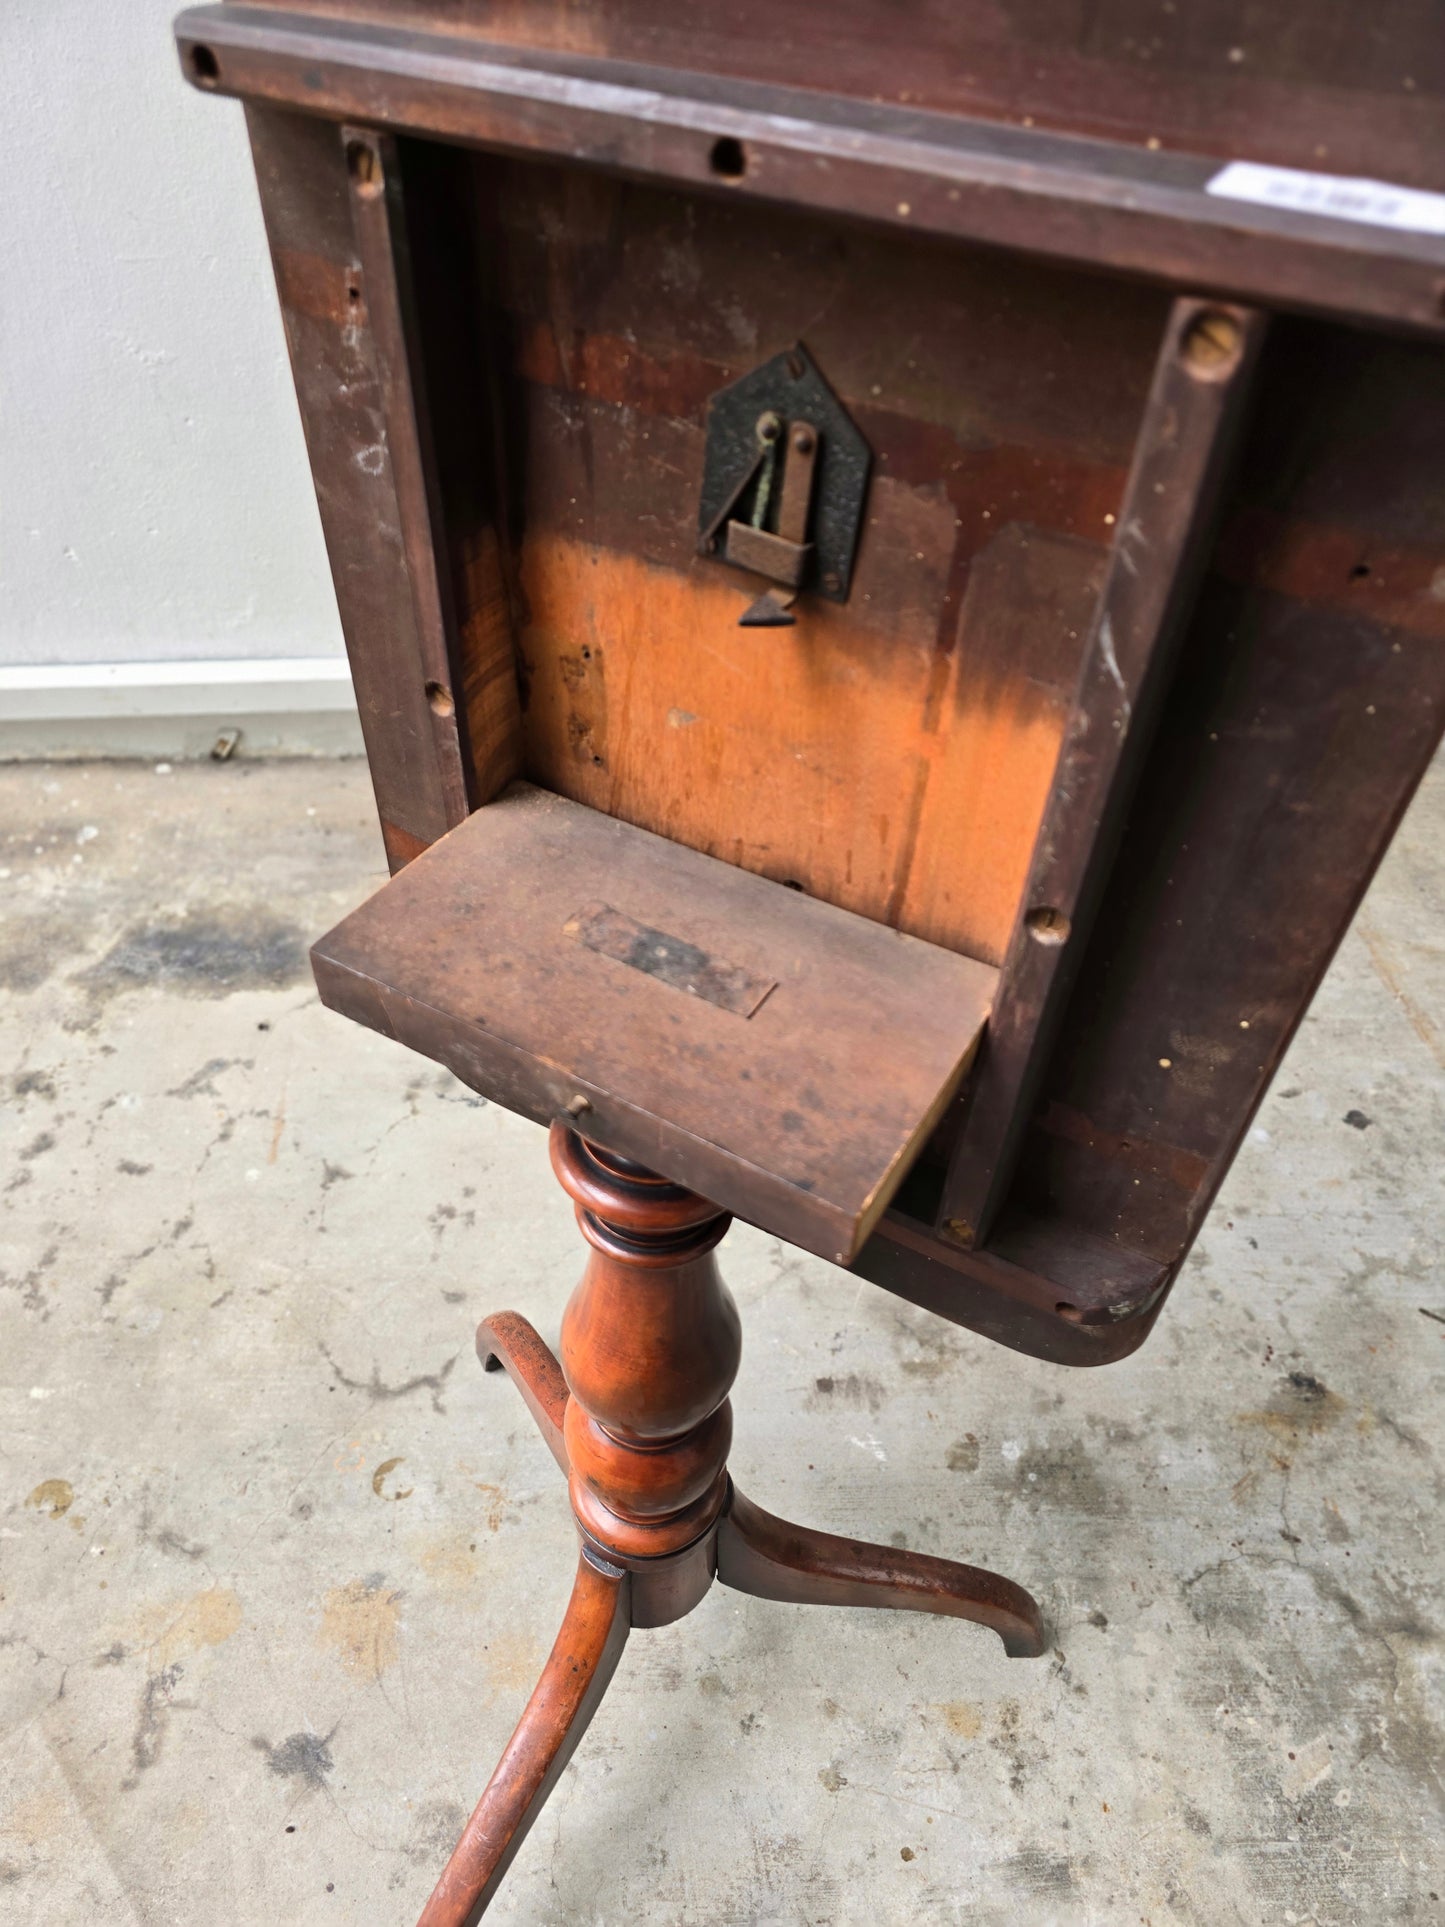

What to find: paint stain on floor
left=78, top=911, right=308, bottom=1003
left=139, top=1586, right=244, bottom=1667
left=416, top=1531, right=481, bottom=1594
left=25, top=1478, right=74, bottom=1517
left=937, top=1701, right=983, bottom=1738
left=319, top=1575, right=402, bottom=1682
left=480, top=1626, right=544, bottom=1699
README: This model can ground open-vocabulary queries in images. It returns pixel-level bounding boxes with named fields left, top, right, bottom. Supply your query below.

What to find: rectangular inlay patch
left=565, top=901, right=776, bottom=1017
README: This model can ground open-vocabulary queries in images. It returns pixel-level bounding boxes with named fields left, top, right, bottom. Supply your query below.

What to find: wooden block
left=311, top=784, right=997, bottom=1262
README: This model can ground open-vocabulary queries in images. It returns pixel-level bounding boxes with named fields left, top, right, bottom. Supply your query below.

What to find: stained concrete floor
left=0, top=755, right=1441, bottom=1927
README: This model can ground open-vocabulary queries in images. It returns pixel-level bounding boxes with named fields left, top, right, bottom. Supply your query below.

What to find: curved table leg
left=476, top=1311, right=569, bottom=1472
left=716, top=1485, right=1045, bottom=1659
left=417, top=1547, right=631, bottom=1927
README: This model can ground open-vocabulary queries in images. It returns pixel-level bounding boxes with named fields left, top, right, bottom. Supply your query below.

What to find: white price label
left=1206, top=160, right=1445, bottom=236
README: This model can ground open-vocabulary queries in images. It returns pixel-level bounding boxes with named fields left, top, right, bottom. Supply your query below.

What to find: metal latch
left=697, top=343, right=871, bottom=627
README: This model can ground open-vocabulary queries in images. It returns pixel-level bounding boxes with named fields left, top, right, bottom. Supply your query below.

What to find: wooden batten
left=937, top=296, right=1268, bottom=1250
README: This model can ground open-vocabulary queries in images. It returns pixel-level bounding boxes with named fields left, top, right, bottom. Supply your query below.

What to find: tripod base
left=417, top=1302, right=1044, bottom=1926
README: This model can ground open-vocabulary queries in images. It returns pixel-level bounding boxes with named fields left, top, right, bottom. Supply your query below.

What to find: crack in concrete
left=318, top=1344, right=458, bottom=1415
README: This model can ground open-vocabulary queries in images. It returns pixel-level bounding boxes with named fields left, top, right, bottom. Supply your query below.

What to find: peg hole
left=424, top=680, right=454, bottom=718
left=1348, top=563, right=1371, bottom=581
left=188, top=43, right=220, bottom=84
left=1025, top=905, right=1071, bottom=946
left=346, top=139, right=382, bottom=196
left=709, top=136, right=747, bottom=181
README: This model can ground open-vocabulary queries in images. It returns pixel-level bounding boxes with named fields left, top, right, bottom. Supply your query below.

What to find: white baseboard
left=0, top=657, right=365, bottom=760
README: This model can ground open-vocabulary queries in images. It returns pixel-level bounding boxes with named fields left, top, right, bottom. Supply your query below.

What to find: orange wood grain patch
left=896, top=524, right=1108, bottom=955
left=454, top=521, right=525, bottom=803
left=515, top=524, right=1100, bottom=965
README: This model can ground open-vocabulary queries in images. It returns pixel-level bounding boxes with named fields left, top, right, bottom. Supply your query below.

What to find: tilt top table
left=175, top=4, right=1445, bottom=1917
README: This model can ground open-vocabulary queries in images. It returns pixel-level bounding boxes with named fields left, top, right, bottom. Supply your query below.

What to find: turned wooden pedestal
left=418, top=1126, right=1044, bottom=1925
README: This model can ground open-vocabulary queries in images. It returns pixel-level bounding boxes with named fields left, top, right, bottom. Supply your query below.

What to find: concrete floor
left=1, top=756, right=1441, bottom=1927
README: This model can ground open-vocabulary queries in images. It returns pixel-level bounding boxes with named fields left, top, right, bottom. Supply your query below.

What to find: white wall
left=2, top=1, right=344, bottom=670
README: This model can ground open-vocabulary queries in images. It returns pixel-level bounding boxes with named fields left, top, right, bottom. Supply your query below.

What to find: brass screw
left=944, top=1216, right=974, bottom=1246
left=1182, top=309, right=1241, bottom=373
left=791, top=426, right=815, bottom=455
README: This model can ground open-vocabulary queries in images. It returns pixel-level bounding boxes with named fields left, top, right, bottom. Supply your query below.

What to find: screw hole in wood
left=188, top=43, right=219, bottom=84
left=709, top=136, right=747, bottom=181
left=1025, top=905, right=1071, bottom=945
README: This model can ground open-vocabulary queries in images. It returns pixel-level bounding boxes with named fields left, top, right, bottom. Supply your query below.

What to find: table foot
left=716, top=1483, right=1046, bottom=1658
left=416, top=1547, right=630, bottom=1927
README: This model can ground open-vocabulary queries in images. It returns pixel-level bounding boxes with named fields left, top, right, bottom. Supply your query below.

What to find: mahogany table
left=174, top=5, right=1445, bottom=1916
